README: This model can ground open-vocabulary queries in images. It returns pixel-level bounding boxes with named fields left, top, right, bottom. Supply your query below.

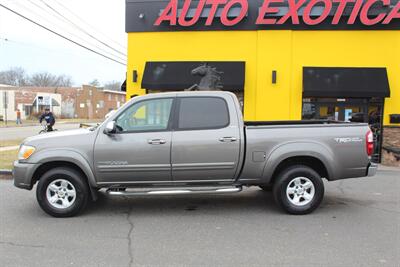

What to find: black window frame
left=173, top=96, right=231, bottom=131
left=113, top=97, right=176, bottom=134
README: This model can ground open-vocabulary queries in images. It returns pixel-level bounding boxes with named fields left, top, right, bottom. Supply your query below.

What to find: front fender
left=261, top=141, right=337, bottom=183
left=28, top=148, right=97, bottom=188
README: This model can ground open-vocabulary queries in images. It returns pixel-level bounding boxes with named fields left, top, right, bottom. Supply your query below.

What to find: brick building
left=75, top=85, right=126, bottom=119
left=0, top=85, right=126, bottom=120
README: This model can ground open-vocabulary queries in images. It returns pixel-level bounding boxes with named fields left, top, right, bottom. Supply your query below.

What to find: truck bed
left=239, top=120, right=371, bottom=183
left=245, top=120, right=349, bottom=126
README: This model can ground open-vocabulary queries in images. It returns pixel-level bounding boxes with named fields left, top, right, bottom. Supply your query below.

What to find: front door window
left=116, top=98, right=173, bottom=132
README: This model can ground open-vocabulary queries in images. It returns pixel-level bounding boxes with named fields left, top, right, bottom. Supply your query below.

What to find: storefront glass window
left=302, top=97, right=385, bottom=163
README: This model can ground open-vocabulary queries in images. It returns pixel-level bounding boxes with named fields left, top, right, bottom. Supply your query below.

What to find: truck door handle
left=219, top=137, right=237, bottom=142
left=148, top=139, right=166, bottom=145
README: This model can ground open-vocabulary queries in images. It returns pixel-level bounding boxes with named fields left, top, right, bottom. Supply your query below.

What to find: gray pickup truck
left=13, top=91, right=377, bottom=217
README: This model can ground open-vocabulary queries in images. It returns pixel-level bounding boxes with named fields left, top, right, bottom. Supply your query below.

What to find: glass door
left=302, top=97, right=384, bottom=163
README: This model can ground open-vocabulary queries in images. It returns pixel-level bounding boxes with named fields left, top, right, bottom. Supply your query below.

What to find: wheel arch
left=261, top=142, right=336, bottom=184
left=29, top=150, right=98, bottom=200
left=269, top=156, right=330, bottom=186
left=32, top=161, right=98, bottom=201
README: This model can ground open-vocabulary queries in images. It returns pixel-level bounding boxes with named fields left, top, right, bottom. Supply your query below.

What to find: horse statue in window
left=187, top=63, right=224, bottom=91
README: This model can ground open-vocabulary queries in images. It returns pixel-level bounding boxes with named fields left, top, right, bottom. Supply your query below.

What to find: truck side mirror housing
left=104, top=121, right=116, bottom=134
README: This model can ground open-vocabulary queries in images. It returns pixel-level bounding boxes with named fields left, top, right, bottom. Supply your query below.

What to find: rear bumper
left=329, top=162, right=378, bottom=181
left=367, top=163, right=378, bottom=177
left=13, top=161, right=39, bottom=190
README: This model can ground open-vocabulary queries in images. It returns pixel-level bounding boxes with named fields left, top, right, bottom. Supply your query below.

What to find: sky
left=0, top=0, right=127, bottom=86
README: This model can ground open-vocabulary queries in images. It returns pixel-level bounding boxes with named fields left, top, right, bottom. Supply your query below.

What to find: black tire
left=38, top=130, right=45, bottom=134
left=259, top=185, right=272, bottom=192
left=36, top=167, right=89, bottom=217
left=272, top=165, right=324, bottom=215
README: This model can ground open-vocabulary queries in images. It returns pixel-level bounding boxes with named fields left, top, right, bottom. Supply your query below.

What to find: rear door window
left=177, top=97, right=229, bottom=130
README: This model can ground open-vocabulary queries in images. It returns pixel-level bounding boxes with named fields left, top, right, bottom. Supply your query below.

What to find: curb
left=0, top=145, right=20, bottom=152
left=79, top=123, right=96, bottom=128
left=0, top=121, right=91, bottom=128
left=378, top=165, right=400, bottom=171
left=0, top=169, right=12, bottom=175
left=0, top=123, right=39, bottom=128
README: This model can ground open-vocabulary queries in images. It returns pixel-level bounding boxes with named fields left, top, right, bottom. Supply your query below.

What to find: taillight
left=366, top=130, right=374, bottom=156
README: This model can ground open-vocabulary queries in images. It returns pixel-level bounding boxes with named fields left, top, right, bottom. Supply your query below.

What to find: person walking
left=16, top=109, right=22, bottom=125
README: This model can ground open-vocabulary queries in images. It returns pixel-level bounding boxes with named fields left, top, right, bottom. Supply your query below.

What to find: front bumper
left=367, top=163, right=378, bottom=177
left=13, top=161, right=39, bottom=190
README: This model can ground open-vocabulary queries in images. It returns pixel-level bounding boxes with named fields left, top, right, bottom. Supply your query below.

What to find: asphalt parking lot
left=0, top=168, right=399, bottom=267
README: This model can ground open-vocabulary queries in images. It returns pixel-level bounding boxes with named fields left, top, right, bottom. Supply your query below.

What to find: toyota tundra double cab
left=13, top=91, right=377, bottom=217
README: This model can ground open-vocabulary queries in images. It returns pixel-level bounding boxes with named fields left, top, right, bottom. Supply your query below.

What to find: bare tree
left=0, top=67, right=74, bottom=87
left=88, top=79, right=100, bottom=87
left=103, top=80, right=121, bottom=91
left=29, top=72, right=58, bottom=87
left=55, top=75, right=72, bottom=87
left=28, top=72, right=73, bottom=87
left=0, top=67, right=29, bottom=86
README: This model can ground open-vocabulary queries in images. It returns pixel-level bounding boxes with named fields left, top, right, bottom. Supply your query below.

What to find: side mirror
left=104, top=121, right=116, bottom=135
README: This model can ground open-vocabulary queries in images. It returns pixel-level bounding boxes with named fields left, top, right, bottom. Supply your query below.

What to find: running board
left=106, top=186, right=242, bottom=196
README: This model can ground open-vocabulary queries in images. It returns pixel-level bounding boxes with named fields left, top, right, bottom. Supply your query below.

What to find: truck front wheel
left=36, top=167, right=89, bottom=217
left=273, top=165, right=324, bottom=215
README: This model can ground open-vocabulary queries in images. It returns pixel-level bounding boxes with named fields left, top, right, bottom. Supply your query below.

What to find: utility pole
left=36, top=95, right=39, bottom=113
left=3, top=91, right=8, bottom=126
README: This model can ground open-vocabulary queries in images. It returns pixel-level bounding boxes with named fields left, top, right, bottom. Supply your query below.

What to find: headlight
left=18, top=145, right=36, bottom=160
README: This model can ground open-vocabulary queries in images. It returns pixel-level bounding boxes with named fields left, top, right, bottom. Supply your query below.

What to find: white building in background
left=31, top=93, right=62, bottom=117
left=0, top=90, right=61, bottom=121
left=0, top=85, right=125, bottom=120
left=0, top=90, right=16, bottom=121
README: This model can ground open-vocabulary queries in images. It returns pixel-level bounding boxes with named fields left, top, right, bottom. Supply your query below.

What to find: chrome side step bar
left=106, top=186, right=242, bottom=196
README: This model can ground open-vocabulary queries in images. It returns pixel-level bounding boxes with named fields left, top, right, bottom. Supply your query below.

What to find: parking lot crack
left=125, top=204, right=134, bottom=267
left=0, top=241, right=45, bottom=249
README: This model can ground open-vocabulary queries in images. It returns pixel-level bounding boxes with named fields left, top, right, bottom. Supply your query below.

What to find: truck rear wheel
left=36, top=167, right=89, bottom=217
left=273, top=165, right=324, bottom=215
